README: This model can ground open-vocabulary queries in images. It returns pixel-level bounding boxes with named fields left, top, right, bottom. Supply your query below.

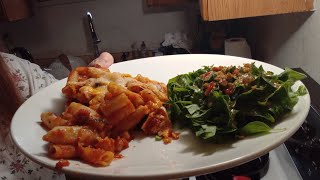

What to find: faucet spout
left=86, top=11, right=101, bottom=58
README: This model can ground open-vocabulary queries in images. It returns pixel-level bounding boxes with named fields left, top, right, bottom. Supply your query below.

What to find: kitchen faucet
left=86, top=12, right=101, bottom=58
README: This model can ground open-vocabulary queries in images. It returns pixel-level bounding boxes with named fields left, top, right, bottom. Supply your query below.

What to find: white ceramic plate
left=11, top=54, right=310, bottom=179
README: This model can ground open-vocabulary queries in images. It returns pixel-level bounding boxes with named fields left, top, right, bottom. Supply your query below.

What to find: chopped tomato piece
left=55, top=159, right=70, bottom=169
left=225, top=88, right=232, bottom=95
left=204, top=82, right=215, bottom=96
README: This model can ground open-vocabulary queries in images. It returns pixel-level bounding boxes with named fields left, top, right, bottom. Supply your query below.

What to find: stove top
left=283, top=68, right=320, bottom=180
left=285, top=105, right=320, bottom=180
left=196, top=153, right=269, bottom=180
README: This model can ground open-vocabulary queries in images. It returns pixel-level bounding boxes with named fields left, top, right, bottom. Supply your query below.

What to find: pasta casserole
left=41, top=67, right=178, bottom=167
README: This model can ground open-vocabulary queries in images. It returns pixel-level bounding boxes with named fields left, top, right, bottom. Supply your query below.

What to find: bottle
left=121, top=52, right=127, bottom=61
left=131, top=42, right=137, bottom=59
left=140, top=41, right=147, bottom=58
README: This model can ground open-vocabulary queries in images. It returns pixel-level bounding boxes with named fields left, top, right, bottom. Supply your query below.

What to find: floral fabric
left=0, top=52, right=65, bottom=180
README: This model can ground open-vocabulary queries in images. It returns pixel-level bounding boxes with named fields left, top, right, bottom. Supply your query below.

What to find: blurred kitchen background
left=0, top=0, right=318, bottom=83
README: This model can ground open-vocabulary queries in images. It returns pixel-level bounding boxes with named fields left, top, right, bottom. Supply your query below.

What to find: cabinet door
left=1, top=0, right=32, bottom=21
left=0, top=3, right=5, bottom=21
left=146, top=0, right=190, bottom=7
left=200, top=0, right=314, bottom=21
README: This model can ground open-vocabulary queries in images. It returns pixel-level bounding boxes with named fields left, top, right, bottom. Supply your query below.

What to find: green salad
left=167, top=63, right=308, bottom=141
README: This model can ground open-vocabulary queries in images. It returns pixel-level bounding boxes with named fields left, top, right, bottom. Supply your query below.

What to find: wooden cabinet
left=146, top=0, right=191, bottom=7
left=0, top=0, right=32, bottom=21
left=200, top=0, right=314, bottom=21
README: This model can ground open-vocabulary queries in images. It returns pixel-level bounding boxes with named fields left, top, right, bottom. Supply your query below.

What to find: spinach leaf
left=236, top=76, right=277, bottom=108
left=184, top=104, right=201, bottom=115
left=296, top=85, right=308, bottom=96
left=186, top=109, right=211, bottom=119
left=277, top=68, right=307, bottom=82
left=240, top=121, right=271, bottom=135
left=251, top=63, right=265, bottom=77
left=195, top=125, right=217, bottom=139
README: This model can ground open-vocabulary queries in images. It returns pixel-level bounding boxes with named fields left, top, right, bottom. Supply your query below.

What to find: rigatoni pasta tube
left=78, top=143, right=114, bottom=167
left=99, top=93, right=131, bottom=117
left=112, top=105, right=149, bottom=135
left=48, top=144, right=77, bottom=159
left=105, top=102, right=135, bottom=126
left=42, top=126, right=83, bottom=145
left=139, top=89, right=162, bottom=110
left=107, top=82, right=144, bottom=107
left=63, top=102, right=105, bottom=130
left=95, top=137, right=115, bottom=152
left=41, top=112, right=69, bottom=130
